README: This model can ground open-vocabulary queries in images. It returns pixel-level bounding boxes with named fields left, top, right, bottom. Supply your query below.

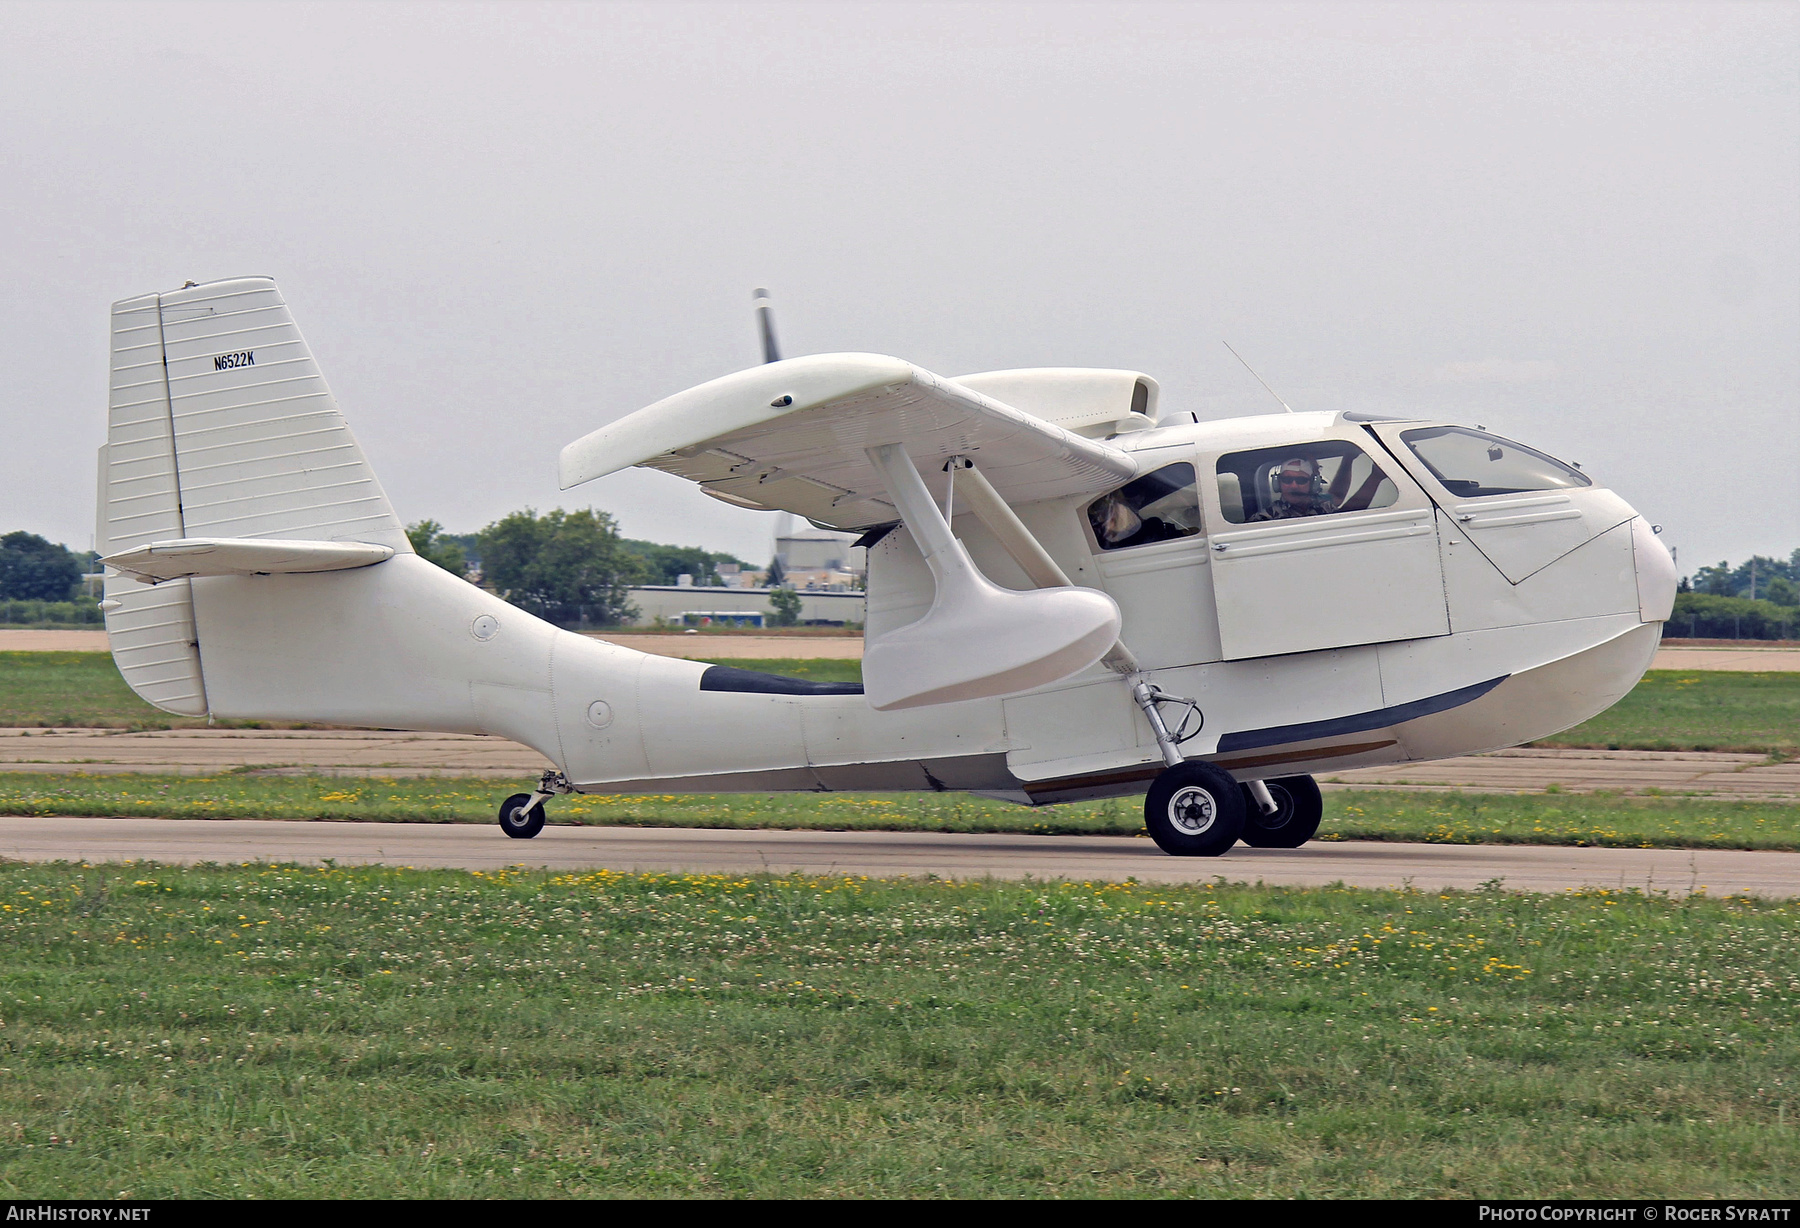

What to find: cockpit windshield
left=1400, top=427, right=1590, bottom=498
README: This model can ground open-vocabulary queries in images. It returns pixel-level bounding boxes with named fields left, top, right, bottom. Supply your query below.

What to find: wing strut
left=859, top=444, right=1121, bottom=710
left=952, top=460, right=1140, bottom=674
left=953, top=457, right=1221, bottom=763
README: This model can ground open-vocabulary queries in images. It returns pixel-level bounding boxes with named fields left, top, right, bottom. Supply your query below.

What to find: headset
left=1272, top=456, right=1327, bottom=505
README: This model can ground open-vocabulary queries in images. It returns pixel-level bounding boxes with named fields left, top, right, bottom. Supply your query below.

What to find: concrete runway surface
left=3, top=728, right=1794, bottom=799
left=1324, top=747, right=1800, bottom=800
left=1, top=816, right=1792, bottom=898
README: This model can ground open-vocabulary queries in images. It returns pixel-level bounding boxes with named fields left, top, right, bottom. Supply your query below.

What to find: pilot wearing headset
left=1252, top=457, right=1339, bottom=520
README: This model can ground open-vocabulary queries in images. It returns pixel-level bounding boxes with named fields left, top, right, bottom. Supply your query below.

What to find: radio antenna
left=1222, top=341, right=1295, bottom=413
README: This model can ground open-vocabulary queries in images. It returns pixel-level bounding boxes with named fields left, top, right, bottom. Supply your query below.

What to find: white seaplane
left=95, top=278, right=1675, bottom=856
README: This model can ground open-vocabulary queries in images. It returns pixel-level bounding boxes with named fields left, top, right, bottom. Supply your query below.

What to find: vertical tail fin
left=150, top=277, right=408, bottom=547
left=99, top=277, right=410, bottom=715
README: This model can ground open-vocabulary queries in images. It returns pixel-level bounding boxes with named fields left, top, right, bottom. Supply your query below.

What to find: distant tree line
left=0, top=518, right=758, bottom=631
left=1673, top=549, right=1798, bottom=640
left=1681, top=550, right=1800, bottom=606
left=0, top=532, right=93, bottom=602
left=0, top=598, right=102, bottom=626
left=1670, top=594, right=1796, bottom=641
left=405, top=511, right=750, bottom=628
left=0, top=532, right=101, bottom=626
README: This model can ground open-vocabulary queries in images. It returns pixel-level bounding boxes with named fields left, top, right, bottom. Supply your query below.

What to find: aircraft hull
left=99, top=277, right=1677, bottom=813
left=176, top=545, right=1665, bottom=808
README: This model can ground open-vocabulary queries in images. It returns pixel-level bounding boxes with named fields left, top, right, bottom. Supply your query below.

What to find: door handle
left=1212, top=542, right=1229, bottom=553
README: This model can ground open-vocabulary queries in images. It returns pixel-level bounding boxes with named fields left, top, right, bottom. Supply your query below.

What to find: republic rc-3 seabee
left=95, top=279, right=1676, bottom=855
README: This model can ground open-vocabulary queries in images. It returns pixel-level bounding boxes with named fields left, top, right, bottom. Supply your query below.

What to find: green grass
left=0, top=653, right=861, bottom=729
left=1321, top=790, right=1800, bottom=851
left=0, top=862, right=1795, bottom=1197
left=0, top=652, right=198, bottom=729
left=8, top=653, right=1798, bottom=757
left=4, top=774, right=1798, bottom=851
left=1533, top=669, right=1800, bottom=755
left=0, top=772, right=1143, bottom=835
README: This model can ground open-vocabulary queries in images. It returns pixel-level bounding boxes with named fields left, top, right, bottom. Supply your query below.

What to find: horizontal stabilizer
left=101, top=537, right=395, bottom=583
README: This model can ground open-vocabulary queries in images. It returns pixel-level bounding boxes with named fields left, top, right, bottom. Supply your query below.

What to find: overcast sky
left=2, top=0, right=1794, bottom=574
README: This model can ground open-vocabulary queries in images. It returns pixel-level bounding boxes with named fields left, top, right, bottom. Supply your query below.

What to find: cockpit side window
left=1087, top=463, right=1202, bottom=551
left=1214, top=441, right=1398, bottom=525
left=1399, top=426, right=1591, bottom=497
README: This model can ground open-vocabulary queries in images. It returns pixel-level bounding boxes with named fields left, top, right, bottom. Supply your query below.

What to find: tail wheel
left=498, top=792, right=546, bottom=839
left=1144, top=761, right=1246, bottom=857
left=1238, top=775, right=1324, bottom=848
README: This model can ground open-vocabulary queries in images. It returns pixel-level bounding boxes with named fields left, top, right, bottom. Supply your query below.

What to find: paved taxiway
left=2, top=816, right=1793, bottom=898
left=1325, top=747, right=1799, bottom=800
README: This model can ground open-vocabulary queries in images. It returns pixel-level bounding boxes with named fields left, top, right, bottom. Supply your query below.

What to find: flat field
left=0, top=652, right=194, bottom=729
left=0, top=653, right=860, bottom=729
left=3, top=653, right=1794, bottom=755
left=1535, top=670, right=1800, bottom=755
left=0, top=861, right=1794, bottom=1198
left=1320, top=791, right=1800, bottom=851
left=3, top=774, right=1799, bottom=851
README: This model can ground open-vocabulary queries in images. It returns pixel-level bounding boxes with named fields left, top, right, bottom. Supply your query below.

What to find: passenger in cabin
left=1252, top=457, right=1337, bottom=520
left=1088, top=463, right=1203, bottom=550
left=1251, top=454, right=1391, bottom=521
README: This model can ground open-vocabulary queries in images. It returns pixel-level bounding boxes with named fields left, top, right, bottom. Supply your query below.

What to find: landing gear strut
left=1133, top=679, right=1242, bottom=856
left=1128, top=676, right=1319, bottom=854
left=498, top=770, right=573, bottom=840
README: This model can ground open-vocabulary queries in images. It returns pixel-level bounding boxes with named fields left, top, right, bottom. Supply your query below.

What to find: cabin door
left=1204, top=435, right=1450, bottom=661
left=1081, top=456, right=1219, bottom=670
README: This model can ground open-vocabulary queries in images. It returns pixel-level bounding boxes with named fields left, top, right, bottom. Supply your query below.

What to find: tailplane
left=97, top=278, right=410, bottom=714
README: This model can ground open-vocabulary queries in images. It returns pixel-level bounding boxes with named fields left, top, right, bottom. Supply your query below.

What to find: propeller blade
left=753, top=287, right=781, bottom=364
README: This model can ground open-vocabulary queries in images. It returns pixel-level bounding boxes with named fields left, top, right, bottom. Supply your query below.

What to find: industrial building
left=624, top=580, right=865, bottom=627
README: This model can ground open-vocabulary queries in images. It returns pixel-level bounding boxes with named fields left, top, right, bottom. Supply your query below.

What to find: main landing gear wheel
left=1238, top=775, right=1324, bottom=849
left=498, top=792, right=546, bottom=839
left=1144, top=761, right=1246, bottom=857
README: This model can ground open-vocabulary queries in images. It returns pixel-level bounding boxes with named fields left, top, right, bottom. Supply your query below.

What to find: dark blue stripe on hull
left=699, top=665, right=865, bottom=696
left=1216, top=676, right=1508, bottom=753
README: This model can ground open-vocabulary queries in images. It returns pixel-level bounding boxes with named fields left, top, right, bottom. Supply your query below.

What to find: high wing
left=558, top=354, right=1140, bottom=527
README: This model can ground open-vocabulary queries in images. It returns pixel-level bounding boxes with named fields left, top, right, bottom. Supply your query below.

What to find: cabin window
left=1087, top=463, right=1202, bottom=550
left=1214, top=442, right=1399, bottom=525
left=1399, top=426, right=1590, bottom=497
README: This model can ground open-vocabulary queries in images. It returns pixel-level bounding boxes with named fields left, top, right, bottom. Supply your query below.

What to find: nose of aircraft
left=1629, top=516, right=1677, bottom=624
